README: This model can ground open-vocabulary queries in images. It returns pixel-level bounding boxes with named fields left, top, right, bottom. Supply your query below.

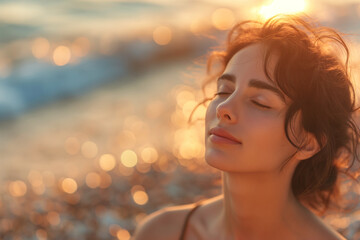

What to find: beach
left=1, top=0, right=360, bottom=238
left=0, top=55, right=358, bottom=239
left=0, top=56, right=225, bottom=239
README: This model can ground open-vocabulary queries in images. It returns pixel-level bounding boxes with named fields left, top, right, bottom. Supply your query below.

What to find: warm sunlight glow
left=53, top=45, right=71, bottom=66
left=132, top=191, right=148, bottom=205
left=258, top=0, right=307, bottom=19
left=28, top=172, right=45, bottom=195
left=116, top=229, right=131, bottom=240
left=61, top=178, right=78, bottom=194
left=8, top=181, right=27, bottom=197
left=176, top=90, right=195, bottom=108
left=182, top=100, right=198, bottom=119
left=131, top=185, right=148, bottom=205
left=141, top=147, right=158, bottom=163
left=99, top=154, right=116, bottom=171
left=179, top=140, right=203, bottom=159
left=152, top=26, right=172, bottom=45
left=211, top=8, right=235, bottom=30
left=120, top=150, right=138, bottom=168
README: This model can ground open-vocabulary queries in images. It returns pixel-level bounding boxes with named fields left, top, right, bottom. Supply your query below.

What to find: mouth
left=208, top=127, right=242, bottom=145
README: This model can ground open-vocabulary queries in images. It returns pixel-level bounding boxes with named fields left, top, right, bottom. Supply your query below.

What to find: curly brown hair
left=191, top=14, right=360, bottom=214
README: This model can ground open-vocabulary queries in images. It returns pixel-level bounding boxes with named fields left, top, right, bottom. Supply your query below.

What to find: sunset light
left=152, top=26, right=172, bottom=45
left=211, top=8, right=235, bottom=30
left=53, top=45, right=71, bottom=66
left=0, top=1, right=359, bottom=239
left=258, top=0, right=307, bottom=19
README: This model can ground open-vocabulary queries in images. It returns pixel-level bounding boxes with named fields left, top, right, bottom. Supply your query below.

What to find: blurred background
left=0, top=0, right=360, bottom=239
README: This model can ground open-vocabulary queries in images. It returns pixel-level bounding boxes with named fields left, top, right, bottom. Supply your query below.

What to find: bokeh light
left=99, top=154, right=116, bottom=171
left=81, top=140, right=98, bottom=158
left=0, top=1, right=358, bottom=239
left=132, top=190, right=149, bottom=205
left=120, top=150, right=138, bottom=168
left=116, top=229, right=131, bottom=240
left=176, top=90, right=195, bottom=108
left=152, top=26, right=172, bottom=45
left=179, top=140, right=204, bottom=160
left=211, top=8, right=235, bottom=30
left=85, top=172, right=101, bottom=188
left=182, top=100, right=198, bottom=119
left=61, top=178, right=78, bottom=194
left=131, top=185, right=148, bottom=205
left=141, top=147, right=158, bottom=163
left=53, top=45, right=71, bottom=66
left=29, top=174, right=45, bottom=195
left=8, top=180, right=27, bottom=197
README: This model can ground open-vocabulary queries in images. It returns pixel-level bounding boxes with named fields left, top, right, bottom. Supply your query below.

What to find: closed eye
left=251, top=100, right=271, bottom=109
left=214, top=92, right=272, bottom=109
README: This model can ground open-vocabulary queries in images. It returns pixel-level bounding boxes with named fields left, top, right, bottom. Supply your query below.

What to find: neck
left=218, top=170, right=306, bottom=239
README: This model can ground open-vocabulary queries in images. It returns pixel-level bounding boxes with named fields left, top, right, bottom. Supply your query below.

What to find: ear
left=295, top=133, right=321, bottom=161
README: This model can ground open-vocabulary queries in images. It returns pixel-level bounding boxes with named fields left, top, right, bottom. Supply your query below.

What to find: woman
left=133, top=14, right=360, bottom=240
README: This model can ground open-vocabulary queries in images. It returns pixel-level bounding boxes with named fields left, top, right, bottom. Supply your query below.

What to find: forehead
left=224, top=43, right=278, bottom=83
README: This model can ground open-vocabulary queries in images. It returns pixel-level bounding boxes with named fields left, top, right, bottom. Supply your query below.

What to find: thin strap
left=179, top=201, right=204, bottom=240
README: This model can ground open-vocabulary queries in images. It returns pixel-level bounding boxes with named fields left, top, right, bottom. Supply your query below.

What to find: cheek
left=243, top=117, right=296, bottom=164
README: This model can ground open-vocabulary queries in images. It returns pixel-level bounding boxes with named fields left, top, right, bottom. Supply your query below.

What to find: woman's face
left=205, top=43, right=300, bottom=173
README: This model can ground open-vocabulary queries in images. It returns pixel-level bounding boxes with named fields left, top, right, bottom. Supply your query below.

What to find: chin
left=204, top=150, right=235, bottom=172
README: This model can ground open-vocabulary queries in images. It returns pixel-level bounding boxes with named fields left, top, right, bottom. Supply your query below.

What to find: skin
left=133, top=43, right=347, bottom=240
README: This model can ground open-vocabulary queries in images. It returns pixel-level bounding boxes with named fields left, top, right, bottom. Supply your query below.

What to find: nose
left=216, top=97, right=237, bottom=123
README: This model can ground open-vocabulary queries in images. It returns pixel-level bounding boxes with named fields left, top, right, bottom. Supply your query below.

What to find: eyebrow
left=217, top=73, right=286, bottom=103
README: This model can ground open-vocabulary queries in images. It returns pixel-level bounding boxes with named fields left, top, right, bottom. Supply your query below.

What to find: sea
left=0, top=0, right=359, bottom=120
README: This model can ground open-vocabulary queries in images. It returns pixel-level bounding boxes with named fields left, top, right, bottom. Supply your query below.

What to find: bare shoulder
left=303, top=213, right=348, bottom=240
left=317, top=224, right=347, bottom=240
left=312, top=226, right=347, bottom=240
left=131, top=203, right=197, bottom=240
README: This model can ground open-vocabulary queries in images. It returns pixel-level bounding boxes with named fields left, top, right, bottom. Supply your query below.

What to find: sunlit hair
left=191, top=14, right=360, bottom=214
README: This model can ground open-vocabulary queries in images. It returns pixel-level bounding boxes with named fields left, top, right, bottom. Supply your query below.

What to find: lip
left=208, top=127, right=242, bottom=144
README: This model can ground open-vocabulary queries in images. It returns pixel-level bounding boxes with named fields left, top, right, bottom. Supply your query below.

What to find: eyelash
left=214, top=92, right=271, bottom=109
